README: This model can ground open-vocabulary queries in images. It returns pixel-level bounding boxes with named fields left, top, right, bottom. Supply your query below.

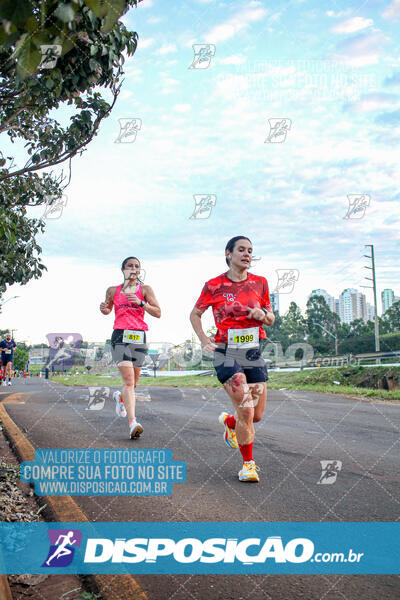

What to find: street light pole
left=1, top=296, right=20, bottom=306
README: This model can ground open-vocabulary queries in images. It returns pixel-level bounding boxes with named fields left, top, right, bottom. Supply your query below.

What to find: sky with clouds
left=1, top=0, right=400, bottom=346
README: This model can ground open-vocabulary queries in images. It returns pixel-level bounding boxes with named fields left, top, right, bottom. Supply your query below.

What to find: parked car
left=140, top=367, right=152, bottom=377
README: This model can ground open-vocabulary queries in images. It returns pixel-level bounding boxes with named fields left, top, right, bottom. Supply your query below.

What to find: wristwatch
left=140, top=300, right=146, bottom=308
left=261, top=307, right=270, bottom=320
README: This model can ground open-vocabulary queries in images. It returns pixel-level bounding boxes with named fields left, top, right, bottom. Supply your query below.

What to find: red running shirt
left=195, top=272, right=272, bottom=343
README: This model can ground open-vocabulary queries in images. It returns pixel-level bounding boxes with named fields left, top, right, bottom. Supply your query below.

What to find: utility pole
left=362, top=244, right=380, bottom=364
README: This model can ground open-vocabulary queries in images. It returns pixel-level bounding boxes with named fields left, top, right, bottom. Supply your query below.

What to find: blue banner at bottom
left=0, top=522, right=398, bottom=574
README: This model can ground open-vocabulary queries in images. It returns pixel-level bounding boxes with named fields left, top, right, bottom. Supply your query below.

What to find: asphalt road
left=1, top=378, right=399, bottom=600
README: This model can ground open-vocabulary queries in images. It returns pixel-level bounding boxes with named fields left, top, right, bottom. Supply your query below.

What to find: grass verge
left=52, top=368, right=400, bottom=401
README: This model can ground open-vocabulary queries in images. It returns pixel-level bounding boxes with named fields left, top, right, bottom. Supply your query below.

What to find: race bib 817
left=122, top=330, right=145, bottom=344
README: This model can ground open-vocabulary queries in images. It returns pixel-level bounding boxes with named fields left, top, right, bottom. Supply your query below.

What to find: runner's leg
left=118, top=361, right=136, bottom=422
left=224, top=372, right=254, bottom=445
left=133, top=366, right=142, bottom=387
left=248, top=382, right=267, bottom=422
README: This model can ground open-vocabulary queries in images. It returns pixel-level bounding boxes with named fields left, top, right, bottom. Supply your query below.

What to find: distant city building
left=381, top=289, right=395, bottom=314
left=28, top=347, right=49, bottom=364
left=270, top=292, right=279, bottom=315
left=339, top=288, right=368, bottom=324
left=334, top=299, right=340, bottom=316
left=366, top=303, right=375, bottom=322
left=309, top=289, right=336, bottom=313
left=306, top=286, right=397, bottom=323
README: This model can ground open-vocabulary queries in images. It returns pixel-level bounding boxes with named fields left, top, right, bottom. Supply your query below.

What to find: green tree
left=281, top=301, right=308, bottom=344
left=0, top=0, right=142, bottom=303
left=13, top=346, right=28, bottom=370
left=263, top=313, right=287, bottom=346
left=306, top=295, right=340, bottom=354
left=348, top=318, right=374, bottom=337
left=381, top=301, right=400, bottom=333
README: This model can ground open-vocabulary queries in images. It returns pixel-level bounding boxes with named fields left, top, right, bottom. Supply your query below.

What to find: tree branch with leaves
left=0, top=0, right=143, bottom=305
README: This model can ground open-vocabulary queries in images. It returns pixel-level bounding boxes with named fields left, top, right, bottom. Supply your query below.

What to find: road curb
left=0, top=396, right=148, bottom=600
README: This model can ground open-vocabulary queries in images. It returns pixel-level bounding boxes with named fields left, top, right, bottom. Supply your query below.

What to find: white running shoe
left=238, top=460, right=260, bottom=482
left=7, top=381, right=11, bottom=386
left=2, top=381, right=7, bottom=386
left=129, top=419, right=144, bottom=440
left=113, top=391, right=127, bottom=418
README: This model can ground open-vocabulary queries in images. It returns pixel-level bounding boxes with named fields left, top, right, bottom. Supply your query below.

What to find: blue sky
left=2, top=0, right=400, bottom=344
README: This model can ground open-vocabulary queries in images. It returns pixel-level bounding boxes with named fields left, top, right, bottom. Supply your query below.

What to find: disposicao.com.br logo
left=82, top=536, right=363, bottom=565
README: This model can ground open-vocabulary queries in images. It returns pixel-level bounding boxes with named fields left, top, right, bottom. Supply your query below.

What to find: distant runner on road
left=190, top=236, right=274, bottom=483
left=0, top=332, right=17, bottom=386
left=100, top=257, right=161, bottom=440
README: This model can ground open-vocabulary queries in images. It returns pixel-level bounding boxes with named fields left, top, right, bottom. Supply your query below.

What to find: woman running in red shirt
left=100, top=257, right=161, bottom=439
left=190, top=236, right=274, bottom=482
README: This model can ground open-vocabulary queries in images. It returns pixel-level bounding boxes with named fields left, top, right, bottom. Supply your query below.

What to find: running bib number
left=122, top=330, right=145, bottom=344
left=5, top=349, right=11, bottom=354
left=227, top=327, right=259, bottom=348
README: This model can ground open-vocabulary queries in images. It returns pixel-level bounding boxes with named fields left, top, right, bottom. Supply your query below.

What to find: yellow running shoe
left=238, top=460, right=260, bottom=482
left=218, top=412, right=238, bottom=449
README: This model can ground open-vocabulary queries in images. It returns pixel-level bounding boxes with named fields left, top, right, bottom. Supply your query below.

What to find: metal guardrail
left=267, top=350, right=400, bottom=369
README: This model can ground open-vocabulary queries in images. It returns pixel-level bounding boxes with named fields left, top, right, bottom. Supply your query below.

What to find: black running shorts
left=110, top=330, right=148, bottom=367
left=213, top=343, right=268, bottom=385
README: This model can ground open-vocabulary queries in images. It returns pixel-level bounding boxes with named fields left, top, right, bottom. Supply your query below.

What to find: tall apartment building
left=381, top=289, right=395, bottom=314
left=270, top=292, right=279, bottom=315
left=339, top=288, right=368, bottom=324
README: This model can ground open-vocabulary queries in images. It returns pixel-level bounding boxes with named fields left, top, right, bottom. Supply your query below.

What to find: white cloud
left=119, top=89, right=134, bottom=100
left=138, top=37, right=155, bottom=49
left=218, top=55, right=247, bottom=65
left=383, top=0, right=400, bottom=20
left=161, top=76, right=180, bottom=86
left=155, top=43, right=178, bottom=55
left=344, top=92, right=399, bottom=112
left=332, top=17, right=373, bottom=34
left=269, top=12, right=282, bottom=22
left=173, top=104, right=192, bottom=113
left=332, top=31, right=388, bottom=67
left=123, top=67, right=143, bottom=78
left=326, top=9, right=353, bottom=18
left=204, top=2, right=268, bottom=43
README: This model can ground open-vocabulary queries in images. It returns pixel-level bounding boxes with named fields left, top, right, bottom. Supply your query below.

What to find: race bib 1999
left=227, top=327, right=259, bottom=349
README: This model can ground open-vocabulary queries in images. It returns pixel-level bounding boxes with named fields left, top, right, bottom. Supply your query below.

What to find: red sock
left=226, top=414, right=236, bottom=429
left=239, top=442, right=254, bottom=463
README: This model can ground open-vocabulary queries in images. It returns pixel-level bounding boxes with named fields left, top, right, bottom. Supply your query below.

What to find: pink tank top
left=113, top=284, right=148, bottom=331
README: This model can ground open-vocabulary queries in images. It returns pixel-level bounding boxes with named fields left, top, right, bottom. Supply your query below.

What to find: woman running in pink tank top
left=99, top=256, right=161, bottom=440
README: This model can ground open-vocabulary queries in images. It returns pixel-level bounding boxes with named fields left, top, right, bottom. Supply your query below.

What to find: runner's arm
left=190, top=306, right=213, bottom=346
left=99, top=287, right=115, bottom=314
left=142, top=285, right=161, bottom=318
left=247, top=306, right=275, bottom=325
